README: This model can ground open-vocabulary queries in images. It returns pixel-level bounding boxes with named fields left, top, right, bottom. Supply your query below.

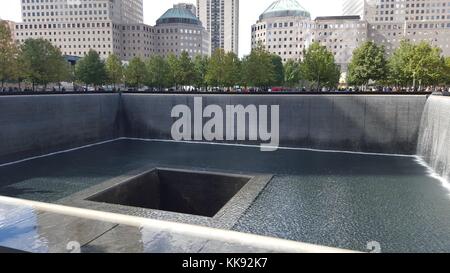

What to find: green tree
left=388, top=40, right=414, bottom=87
left=271, top=54, right=284, bottom=86
left=75, top=49, right=107, bottom=90
left=146, top=55, right=170, bottom=91
left=347, top=41, right=387, bottom=89
left=13, top=54, right=26, bottom=91
left=284, top=59, right=301, bottom=88
left=178, top=51, right=195, bottom=89
left=124, top=56, right=146, bottom=89
left=193, top=55, right=209, bottom=90
left=389, top=40, right=445, bottom=89
left=206, top=49, right=226, bottom=88
left=105, top=54, right=123, bottom=90
left=166, top=54, right=180, bottom=89
left=54, top=61, right=72, bottom=91
left=241, top=46, right=275, bottom=89
left=0, top=21, right=19, bottom=88
left=408, top=41, right=444, bottom=89
left=206, top=50, right=243, bottom=89
left=222, top=52, right=241, bottom=89
left=301, top=42, right=340, bottom=90
left=19, top=38, right=69, bottom=91
left=443, top=57, right=450, bottom=86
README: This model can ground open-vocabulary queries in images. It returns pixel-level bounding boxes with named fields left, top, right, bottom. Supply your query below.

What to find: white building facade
left=14, top=0, right=210, bottom=61
left=365, top=0, right=450, bottom=56
left=252, top=0, right=450, bottom=78
left=252, top=0, right=367, bottom=71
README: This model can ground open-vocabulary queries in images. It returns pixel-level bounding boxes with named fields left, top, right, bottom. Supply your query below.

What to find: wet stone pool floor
left=0, top=139, right=449, bottom=253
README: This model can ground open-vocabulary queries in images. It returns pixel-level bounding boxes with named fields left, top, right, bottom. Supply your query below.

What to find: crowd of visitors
left=1, top=85, right=449, bottom=94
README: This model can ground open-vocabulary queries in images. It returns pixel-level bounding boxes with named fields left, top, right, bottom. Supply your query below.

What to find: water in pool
left=0, top=139, right=449, bottom=252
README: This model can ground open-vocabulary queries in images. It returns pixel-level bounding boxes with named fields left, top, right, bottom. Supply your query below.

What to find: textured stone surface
left=0, top=94, right=121, bottom=164
left=0, top=202, right=317, bottom=253
left=58, top=166, right=272, bottom=229
left=0, top=203, right=117, bottom=253
left=87, top=169, right=250, bottom=217
left=0, top=94, right=429, bottom=164
left=121, top=94, right=428, bottom=154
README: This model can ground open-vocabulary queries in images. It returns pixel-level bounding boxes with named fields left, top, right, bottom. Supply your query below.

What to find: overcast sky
left=0, top=0, right=344, bottom=56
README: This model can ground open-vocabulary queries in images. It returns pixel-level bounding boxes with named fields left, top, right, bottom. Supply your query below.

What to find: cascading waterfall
left=417, top=95, right=450, bottom=185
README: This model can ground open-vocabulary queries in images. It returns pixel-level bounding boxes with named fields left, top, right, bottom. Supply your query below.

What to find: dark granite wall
left=0, top=94, right=121, bottom=164
left=121, top=94, right=428, bottom=154
left=0, top=93, right=429, bottom=165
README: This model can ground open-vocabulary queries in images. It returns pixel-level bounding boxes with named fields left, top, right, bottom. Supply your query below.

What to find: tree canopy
left=301, top=42, right=340, bottom=90
left=443, top=57, right=450, bottom=86
left=347, top=41, right=387, bottom=87
left=205, top=49, right=226, bottom=88
left=271, top=54, right=285, bottom=86
left=124, top=56, right=146, bottom=89
left=284, top=59, right=302, bottom=88
left=241, top=46, right=276, bottom=89
left=222, top=52, right=241, bottom=88
left=1, top=36, right=449, bottom=92
left=0, top=21, right=19, bottom=88
left=388, top=40, right=445, bottom=89
left=105, top=54, right=123, bottom=89
left=75, top=49, right=107, bottom=88
left=146, top=55, right=171, bottom=90
left=20, top=38, right=70, bottom=90
left=166, top=54, right=180, bottom=89
left=177, top=51, right=195, bottom=88
left=193, top=55, right=209, bottom=90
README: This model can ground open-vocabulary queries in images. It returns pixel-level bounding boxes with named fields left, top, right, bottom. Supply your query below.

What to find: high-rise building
left=13, top=0, right=210, bottom=60
left=20, top=0, right=143, bottom=24
left=15, top=0, right=144, bottom=58
left=343, top=0, right=366, bottom=19
left=364, top=0, right=450, bottom=56
left=174, top=3, right=197, bottom=16
left=252, top=0, right=450, bottom=84
left=197, top=0, right=239, bottom=55
left=252, top=0, right=367, bottom=71
left=252, top=0, right=313, bottom=62
left=154, top=6, right=210, bottom=58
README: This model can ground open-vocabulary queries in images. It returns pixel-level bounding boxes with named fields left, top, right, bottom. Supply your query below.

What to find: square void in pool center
left=87, top=168, right=251, bottom=218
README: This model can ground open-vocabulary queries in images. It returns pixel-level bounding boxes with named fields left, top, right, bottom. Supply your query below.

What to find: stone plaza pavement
left=0, top=196, right=354, bottom=253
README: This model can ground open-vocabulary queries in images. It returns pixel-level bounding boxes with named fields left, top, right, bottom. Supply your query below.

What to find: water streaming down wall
left=417, top=95, right=450, bottom=182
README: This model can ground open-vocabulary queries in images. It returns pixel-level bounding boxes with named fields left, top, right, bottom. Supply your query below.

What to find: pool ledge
left=0, top=195, right=358, bottom=253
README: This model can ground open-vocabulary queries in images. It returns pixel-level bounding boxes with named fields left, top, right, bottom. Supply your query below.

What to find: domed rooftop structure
left=259, top=0, right=311, bottom=20
left=156, top=7, right=201, bottom=26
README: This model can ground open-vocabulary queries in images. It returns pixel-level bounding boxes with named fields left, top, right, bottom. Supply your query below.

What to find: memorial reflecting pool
left=0, top=139, right=449, bottom=252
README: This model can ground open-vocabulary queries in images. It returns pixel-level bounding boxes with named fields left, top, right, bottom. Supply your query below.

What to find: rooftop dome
left=156, top=7, right=201, bottom=26
left=259, top=0, right=311, bottom=20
